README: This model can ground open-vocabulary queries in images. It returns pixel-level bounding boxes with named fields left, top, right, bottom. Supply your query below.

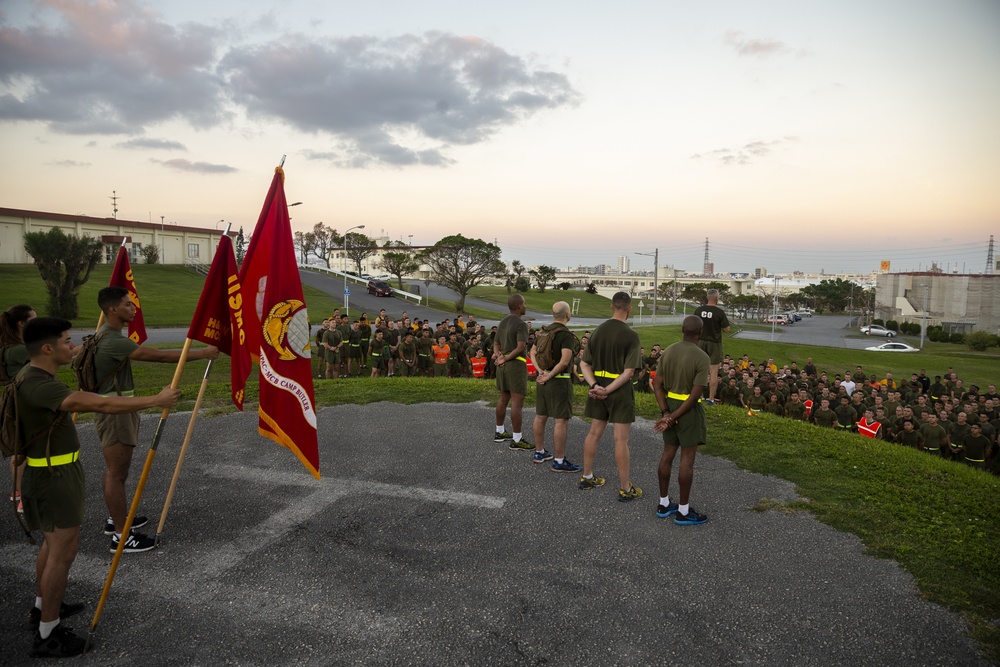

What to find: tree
left=344, top=231, right=376, bottom=275
left=139, top=244, right=159, bottom=265
left=514, top=276, right=531, bottom=292
left=799, top=278, right=858, bottom=313
left=529, top=265, right=557, bottom=293
left=235, top=226, right=247, bottom=264
left=585, top=282, right=598, bottom=294
left=293, top=231, right=315, bottom=265
left=379, top=242, right=420, bottom=288
left=309, top=222, right=342, bottom=268
left=418, top=235, right=503, bottom=312
left=679, top=281, right=731, bottom=305
left=23, top=227, right=103, bottom=319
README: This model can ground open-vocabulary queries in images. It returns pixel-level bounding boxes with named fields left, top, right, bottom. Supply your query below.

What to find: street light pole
left=920, top=283, right=929, bottom=349
left=635, top=248, right=658, bottom=325
left=343, top=224, right=366, bottom=316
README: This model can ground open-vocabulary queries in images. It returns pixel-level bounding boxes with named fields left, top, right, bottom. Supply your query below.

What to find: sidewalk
left=0, top=403, right=985, bottom=665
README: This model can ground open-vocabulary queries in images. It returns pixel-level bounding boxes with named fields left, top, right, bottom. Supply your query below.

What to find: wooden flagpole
left=85, top=338, right=192, bottom=651
left=154, top=357, right=214, bottom=544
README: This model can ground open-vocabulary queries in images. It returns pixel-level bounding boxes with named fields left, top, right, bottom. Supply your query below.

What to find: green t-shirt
left=582, top=319, right=641, bottom=376
left=3, top=343, right=30, bottom=381
left=961, top=434, right=990, bottom=460
left=399, top=340, right=416, bottom=361
left=323, top=328, right=343, bottom=350
left=16, top=366, right=78, bottom=458
left=696, top=305, right=730, bottom=343
left=919, top=423, right=948, bottom=449
left=94, top=325, right=138, bottom=395
left=655, top=340, right=709, bottom=396
left=495, top=314, right=528, bottom=358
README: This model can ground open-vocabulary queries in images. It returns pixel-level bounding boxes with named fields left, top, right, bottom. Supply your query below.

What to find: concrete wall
left=876, top=272, right=1000, bottom=333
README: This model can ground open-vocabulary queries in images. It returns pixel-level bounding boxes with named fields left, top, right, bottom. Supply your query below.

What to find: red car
left=367, top=280, right=393, bottom=297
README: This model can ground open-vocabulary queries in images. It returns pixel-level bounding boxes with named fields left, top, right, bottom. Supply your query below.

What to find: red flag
left=187, top=235, right=252, bottom=410
left=238, top=166, right=319, bottom=478
left=109, top=245, right=147, bottom=344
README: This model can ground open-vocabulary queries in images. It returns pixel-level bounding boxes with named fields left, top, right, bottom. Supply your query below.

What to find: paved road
left=0, top=403, right=986, bottom=665
left=732, top=315, right=918, bottom=351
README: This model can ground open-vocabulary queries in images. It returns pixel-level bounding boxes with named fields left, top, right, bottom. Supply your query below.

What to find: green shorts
left=583, top=380, right=635, bottom=423
left=372, top=355, right=387, bottom=371
left=349, top=345, right=362, bottom=360
left=697, top=340, right=723, bottom=365
left=535, top=377, right=573, bottom=419
left=434, top=363, right=449, bottom=377
left=661, top=397, right=706, bottom=448
left=496, top=360, right=527, bottom=396
left=21, top=460, right=86, bottom=531
left=95, top=411, right=141, bottom=447
left=398, top=361, right=415, bottom=377
left=418, top=355, right=433, bottom=371
left=326, top=349, right=340, bottom=364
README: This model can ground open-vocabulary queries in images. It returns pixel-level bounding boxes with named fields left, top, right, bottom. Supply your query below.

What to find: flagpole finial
left=279, top=154, right=286, bottom=167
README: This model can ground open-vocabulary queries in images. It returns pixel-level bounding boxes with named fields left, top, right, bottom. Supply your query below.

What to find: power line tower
left=109, top=190, right=120, bottom=220
left=987, top=235, right=995, bottom=275
left=702, top=237, right=711, bottom=276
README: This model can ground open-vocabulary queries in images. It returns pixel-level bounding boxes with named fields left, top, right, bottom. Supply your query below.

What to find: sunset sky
left=1, top=0, right=997, bottom=274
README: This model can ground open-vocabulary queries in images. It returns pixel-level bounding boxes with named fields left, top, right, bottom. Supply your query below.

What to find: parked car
left=374, top=274, right=391, bottom=281
left=865, top=342, right=918, bottom=352
left=860, top=324, right=895, bottom=337
left=765, top=314, right=790, bottom=324
left=785, top=312, right=802, bottom=322
left=797, top=310, right=812, bottom=318
left=366, top=279, right=393, bottom=297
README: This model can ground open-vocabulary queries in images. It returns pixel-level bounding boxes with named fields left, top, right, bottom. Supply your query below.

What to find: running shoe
left=493, top=430, right=513, bottom=443
left=508, top=438, right=534, bottom=451
left=550, top=459, right=581, bottom=473
left=104, top=515, right=148, bottom=536
left=28, top=602, right=85, bottom=630
left=618, top=483, right=643, bottom=502
left=110, top=530, right=157, bottom=554
left=656, top=501, right=679, bottom=518
left=531, top=449, right=554, bottom=463
left=30, top=624, right=88, bottom=658
left=578, top=475, right=605, bottom=490
left=673, top=508, right=709, bottom=525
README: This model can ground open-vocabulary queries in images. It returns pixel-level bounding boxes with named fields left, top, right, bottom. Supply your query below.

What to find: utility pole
left=919, top=283, right=929, bottom=349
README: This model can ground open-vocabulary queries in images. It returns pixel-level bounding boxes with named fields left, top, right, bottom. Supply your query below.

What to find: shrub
left=872, top=318, right=884, bottom=326
left=966, top=330, right=995, bottom=352
left=585, top=282, right=597, bottom=295
left=885, top=320, right=898, bottom=332
left=514, top=276, right=531, bottom=292
left=949, top=333, right=965, bottom=345
left=558, top=282, right=572, bottom=291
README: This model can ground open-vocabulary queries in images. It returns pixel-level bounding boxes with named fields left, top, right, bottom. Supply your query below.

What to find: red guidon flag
left=110, top=245, right=147, bottom=344
left=186, top=235, right=252, bottom=410
left=238, top=166, right=319, bottom=478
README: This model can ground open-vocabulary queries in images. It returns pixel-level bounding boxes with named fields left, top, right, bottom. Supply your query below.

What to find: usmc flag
left=238, top=166, right=320, bottom=478
left=187, top=235, right=252, bottom=410
left=109, top=245, right=147, bottom=344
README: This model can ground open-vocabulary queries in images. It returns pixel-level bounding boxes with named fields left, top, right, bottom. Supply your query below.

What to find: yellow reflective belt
left=965, top=457, right=985, bottom=462
left=515, top=356, right=526, bottom=362
left=100, top=390, right=135, bottom=398
left=554, top=373, right=571, bottom=379
left=667, top=391, right=702, bottom=403
left=26, top=451, right=80, bottom=467
left=594, top=370, right=620, bottom=378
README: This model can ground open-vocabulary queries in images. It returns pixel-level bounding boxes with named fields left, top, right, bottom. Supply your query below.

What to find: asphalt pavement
left=0, top=402, right=987, bottom=666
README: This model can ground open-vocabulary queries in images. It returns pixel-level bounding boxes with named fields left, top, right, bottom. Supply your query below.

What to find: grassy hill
left=0, top=264, right=340, bottom=327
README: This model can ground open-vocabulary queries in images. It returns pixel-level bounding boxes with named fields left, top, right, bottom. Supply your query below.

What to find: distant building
left=617, top=255, right=630, bottom=274
left=876, top=272, right=1000, bottom=334
left=1, top=207, right=228, bottom=265
left=754, top=266, right=768, bottom=279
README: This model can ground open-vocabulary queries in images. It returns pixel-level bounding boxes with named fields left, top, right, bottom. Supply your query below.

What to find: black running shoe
left=104, top=515, right=148, bottom=536
left=110, top=530, right=157, bottom=554
left=674, top=508, right=709, bottom=525
left=30, top=624, right=88, bottom=658
left=28, top=602, right=86, bottom=629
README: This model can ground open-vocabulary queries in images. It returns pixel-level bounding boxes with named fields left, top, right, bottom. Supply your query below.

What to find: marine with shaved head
left=493, top=293, right=531, bottom=448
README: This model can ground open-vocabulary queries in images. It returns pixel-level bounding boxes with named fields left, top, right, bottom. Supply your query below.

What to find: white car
left=860, top=324, right=895, bottom=337
left=865, top=342, right=918, bottom=352
left=765, top=314, right=790, bottom=324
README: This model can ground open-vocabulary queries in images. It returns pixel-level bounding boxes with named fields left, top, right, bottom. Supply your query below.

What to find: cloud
left=0, top=0, right=227, bottom=133
left=724, top=30, right=810, bottom=58
left=151, top=158, right=237, bottom=174
left=47, top=159, right=91, bottom=168
left=691, top=136, right=799, bottom=166
left=0, top=4, right=578, bottom=168
left=116, top=137, right=187, bottom=150
left=217, top=31, right=579, bottom=166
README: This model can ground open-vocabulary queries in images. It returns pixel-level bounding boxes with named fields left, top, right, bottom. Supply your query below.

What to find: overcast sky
left=1, top=0, right=997, bottom=274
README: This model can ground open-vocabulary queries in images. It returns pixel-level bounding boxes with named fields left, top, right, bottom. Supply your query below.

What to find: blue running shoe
left=656, top=501, right=679, bottom=518
left=673, top=508, right=709, bottom=525
left=550, top=459, right=581, bottom=473
left=532, top=449, right=554, bottom=463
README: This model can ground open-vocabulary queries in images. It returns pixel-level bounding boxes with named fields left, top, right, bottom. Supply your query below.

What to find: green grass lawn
left=0, top=264, right=341, bottom=327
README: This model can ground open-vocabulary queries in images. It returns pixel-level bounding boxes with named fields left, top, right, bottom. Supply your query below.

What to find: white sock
left=513, top=433, right=522, bottom=442
left=496, top=425, right=505, bottom=434
left=660, top=496, right=670, bottom=507
left=555, top=458, right=564, bottom=464
left=39, top=618, right=59, bottom=639
left=583, top=473, right=593, bottom=480
left=679, top=503, right=690, bottom=516
left=114, top=532, right=122, bottom=540
left=35, top=596, right=43, bottom=610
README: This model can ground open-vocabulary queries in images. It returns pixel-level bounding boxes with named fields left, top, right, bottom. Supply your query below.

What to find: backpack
left=1, top=373, right=65, bottom=462
left=0, top=345, right=12, bottom=387
left=533, top=323, right=577, bottom=372
left=71, top=330, right=129, bottom=394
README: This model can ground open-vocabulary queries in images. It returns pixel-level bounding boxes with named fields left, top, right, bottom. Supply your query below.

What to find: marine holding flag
left=109, top=244, right=147, bottom=345
left=239, top=165, right=320, bottom=478
left=186, top=235, right=252, bottom=410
